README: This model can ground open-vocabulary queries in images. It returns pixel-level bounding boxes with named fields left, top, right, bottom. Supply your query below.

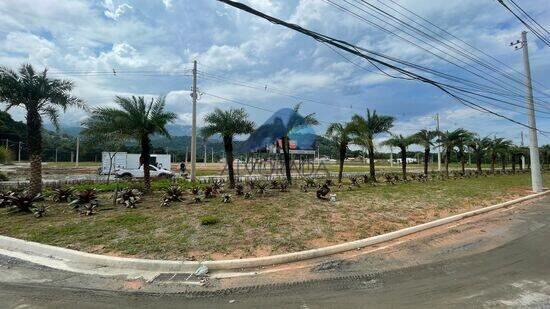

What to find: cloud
left=162, top=0, right=172, bottom=9
left=103, top=0, right=133, bottom=21
left=2, top=32, right=56, bottom=63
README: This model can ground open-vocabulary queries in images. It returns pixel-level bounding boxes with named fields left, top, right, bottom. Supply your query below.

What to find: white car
left=115, top=165, right=173, bottom=179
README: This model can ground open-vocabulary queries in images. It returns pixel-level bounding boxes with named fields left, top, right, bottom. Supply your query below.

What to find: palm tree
left=382, top=134, right=415, bottom=180
left=468, top=135, right=491, bottom=173
left=350, top=109, right=394, bottom=178
left=412, top=129, right=437, bottom=175
left=326, top=122, right=353, bottom=183
left=82, top=96, right=176, bottom=192
left=202, top=108, right=254, bottom=188
left=0, top=64, right=84, bottom=194
left=451, top=129, right=474, bottom=174
left=487, top=137, right=512, bottom=174
left=281, top=103, right=318, bottom=184
left=438, top=130, right=455, bottom=176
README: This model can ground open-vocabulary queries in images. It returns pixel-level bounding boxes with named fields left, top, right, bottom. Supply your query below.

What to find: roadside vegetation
left=0, top=170, right=545, bottom=260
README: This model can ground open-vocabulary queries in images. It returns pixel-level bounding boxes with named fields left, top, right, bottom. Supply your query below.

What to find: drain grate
left=153, top=273, right=195, bottom=282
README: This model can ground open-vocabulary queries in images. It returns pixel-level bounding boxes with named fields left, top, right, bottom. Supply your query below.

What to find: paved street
left=1, top=196, right=549, bottom=308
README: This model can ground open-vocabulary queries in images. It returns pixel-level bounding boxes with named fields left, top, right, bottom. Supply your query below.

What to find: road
left=1, top=196, right=549, bottom=308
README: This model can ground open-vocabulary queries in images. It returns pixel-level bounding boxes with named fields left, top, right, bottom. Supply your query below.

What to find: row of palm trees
left=0, top=64, right=541, bottom=195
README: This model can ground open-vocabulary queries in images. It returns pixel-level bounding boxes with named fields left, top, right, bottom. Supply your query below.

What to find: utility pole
left=211, top=148, right=214, bottom=163
left=436, top=113, right=441, bottom=172
left=75, top=136, right=80, bottom=167
left=390, top=146, right=393, bottom=167
left=204, top=141, right=207, bottom=167
left=190, top=60, right=198, bottom=181
left=55, top=148, right=58, bottom=163
left=511, top=31, right=543, bottom=192
left=5, top=139, right=8, bottom=150
left=185, top=146, right=188, bottom=163
left=18, top=141, right=21, bottom=162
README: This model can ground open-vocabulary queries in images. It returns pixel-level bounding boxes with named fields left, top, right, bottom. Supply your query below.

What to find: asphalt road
left=1, top=196, right=549, bottom=308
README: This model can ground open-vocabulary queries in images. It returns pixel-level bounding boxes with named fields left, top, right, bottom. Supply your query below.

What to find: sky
left=0, top=0, right=549, bottom=149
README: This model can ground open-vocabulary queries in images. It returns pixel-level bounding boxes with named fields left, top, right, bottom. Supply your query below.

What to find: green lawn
left=1, top=171, right=544, bottom=260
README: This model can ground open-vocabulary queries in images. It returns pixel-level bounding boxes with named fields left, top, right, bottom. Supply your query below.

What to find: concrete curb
left=1, top=190, right=548, bottom=274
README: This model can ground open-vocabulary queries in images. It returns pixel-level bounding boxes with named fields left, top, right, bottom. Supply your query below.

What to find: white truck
left=101, top=152, right=172, bottom=178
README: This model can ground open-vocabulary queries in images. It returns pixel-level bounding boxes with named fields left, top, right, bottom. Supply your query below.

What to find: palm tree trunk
left=368, top=143, right=375, bottom=179
left=27, top=108, right=42, bottom=195
left=282, top=136, right=292, bottom=184
left=423, top=147, right=430, bottom=175
left=459, top=147, right=465, bottom=173
left=476, top=152, right=482, bottom=173
left=338, top=143, right=346, bottom=183
left=223, top=136, right=235, bottom=188
left=491, top=153, right=496, bottom=174
left=444, top=149, right=450, bottom=177
left=501, top=155, right=506, bottom=171
left=140, top=135, right=151, bottom=193
left=512, top=154, right=516, bottom=173
left=401, top=147, right=407, bottom=180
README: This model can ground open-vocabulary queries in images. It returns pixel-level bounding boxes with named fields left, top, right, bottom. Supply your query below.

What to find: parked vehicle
left=115, top=165, right=173, bottom=179
left=101, top=152, right=171, bottom=175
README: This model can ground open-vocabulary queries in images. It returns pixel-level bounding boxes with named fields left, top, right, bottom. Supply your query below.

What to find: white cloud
left=103, top=0, right=133, bottom=21
left=162, top=0, right=173, bottom=9
left=190, top=44, right=257, bottom=70
left=2, top=32, right=56, bottom=63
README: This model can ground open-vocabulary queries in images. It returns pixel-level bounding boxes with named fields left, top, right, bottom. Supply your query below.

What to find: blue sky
left=0, top=0, right=549, bottom=148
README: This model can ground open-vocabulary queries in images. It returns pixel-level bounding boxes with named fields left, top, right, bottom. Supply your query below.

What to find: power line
left=215, top=0, right=550, bottom=134
left=381, top=0, right=550, bottom=100
left=325, top=0, right=550, bottom=107
left=497, top=0, right=550, bottom=47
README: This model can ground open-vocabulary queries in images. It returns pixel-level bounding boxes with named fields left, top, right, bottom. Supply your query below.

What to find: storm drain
left=153, top=273, right=196, bottom=282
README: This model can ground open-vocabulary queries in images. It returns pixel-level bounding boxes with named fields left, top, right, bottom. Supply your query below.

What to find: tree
left=280, top=103, right=318, bottom=184
left=382, top=134, right=415, bottom=180
left=350, top=109, right=394, bottom=179
left=82, top=96, right=176, bottom=193
left=452, top=129, right=475, bottom=174
left=202, top=108, right=254, bottom=188
left=468, top=135, right=491, bottom=173
left=0, top=64, right=84, bottom=194
left=325, top=122, right=353, bottom=183
left=487, top=137, right=512, bottom=174
left=412, top=129, right=437, bottom=175
left=438, top=130, right=455, bottom=177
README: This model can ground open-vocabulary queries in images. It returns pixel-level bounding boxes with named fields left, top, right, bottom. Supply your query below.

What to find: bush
left=200, top=215, right=219, bottom=225
left=0, top=172, right=8, bottom=181
left=0, top=148, right=11, bottom=164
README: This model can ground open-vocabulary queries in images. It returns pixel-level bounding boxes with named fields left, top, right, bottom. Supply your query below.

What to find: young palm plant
left=438, top=130, right=457, bottom=177
left=382, top=134, right=415, bottom=180
left=201, top=108, right=255, bottom=188
left=0, top=64, right=85, bottom=195
left=81, top=96, right=176, bottom=193
left=349, top=109, right=394, bottom=178
left=411, top=129, right=437, bottom=175
left=325, top=122, right=353, bottom=183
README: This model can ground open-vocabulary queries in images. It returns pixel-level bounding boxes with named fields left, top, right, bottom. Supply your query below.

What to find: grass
left=0, top=171, right=544, bottom=260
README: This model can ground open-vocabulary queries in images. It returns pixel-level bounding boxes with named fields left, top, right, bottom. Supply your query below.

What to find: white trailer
left=101, top=152, right=171, bottom=174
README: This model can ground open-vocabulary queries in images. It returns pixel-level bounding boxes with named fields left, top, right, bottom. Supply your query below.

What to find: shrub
left=256, top=181, right=268, bottom=195
left=0, top=191, right=14, bottom=208
left=70, top=189, right=99, bottom=215
left=0, top=148, right=12, bottom=163
left=52, top=187, right=74, bottom=203
left=6, top=192, right=44, bottom=216
left=316, top=184, right=330, bottom=199
left=116, top=188, right=142, bottom=208
left=235, top=184, right=244, bottom=196
left=200, top=215, right=219, bottom=225
left=161, top=185, right=184, bottom=207
left=0, top=172, right=8, bottom=181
